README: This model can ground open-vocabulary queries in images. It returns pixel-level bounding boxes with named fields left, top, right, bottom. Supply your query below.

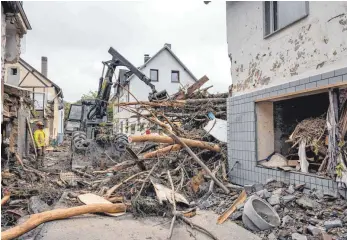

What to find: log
left=1, top=203, right=127, bottom=240
left=143, top=144, right=182, bottom=159
left=129, top=135, right=221, bottom=152
left=1, top=194, right=10, bottom=206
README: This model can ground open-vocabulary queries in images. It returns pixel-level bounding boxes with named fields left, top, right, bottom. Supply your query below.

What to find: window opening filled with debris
left=256, top=88, right=347, bottom=178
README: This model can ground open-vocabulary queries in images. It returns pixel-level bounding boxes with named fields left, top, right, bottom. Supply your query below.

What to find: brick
left=329, top=75, right=342, bottom=84
left=309, top=74, right=322, bottom=82
left=317, top=79, right=329, bottom=87
left=334, top=67, right=347, bottom=76
left=295, top=84, right=305, bottom=91
left=322, top=71, right=334, bottom=79
left=305, top=82, right=317, bottom=89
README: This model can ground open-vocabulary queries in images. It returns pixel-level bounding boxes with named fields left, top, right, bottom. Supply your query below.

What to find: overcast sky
left=21, top=1, right=231, bottom=102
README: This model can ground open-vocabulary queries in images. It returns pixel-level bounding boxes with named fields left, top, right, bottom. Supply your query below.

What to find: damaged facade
left=226, top=1, right=347, bottom=196
left=4, top=57, right=64, bottom=145
left=1, top=1, right=31, bottom=123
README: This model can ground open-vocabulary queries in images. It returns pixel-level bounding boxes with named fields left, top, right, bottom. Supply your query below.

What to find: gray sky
left=21, top=1, right=231, bottom=102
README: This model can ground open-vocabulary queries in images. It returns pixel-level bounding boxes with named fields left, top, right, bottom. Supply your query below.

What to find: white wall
left=226, top=1, right=347, bottom=95
left=114, top=48, right=196, bottom=134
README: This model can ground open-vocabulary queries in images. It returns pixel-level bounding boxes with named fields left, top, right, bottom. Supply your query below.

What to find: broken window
left=33, top=93, right=45, bottom=110
left=171, top=70, right=179, bottom=83
left=256, top=89, right=346, bottom=176
left=264, top=1, right=308, bottom=37
left=150, top=69, right=159, bottom=82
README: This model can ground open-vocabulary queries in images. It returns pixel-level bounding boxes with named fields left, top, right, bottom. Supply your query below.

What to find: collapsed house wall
left=2, top=84, right=32, bottom=160
left=226, top=1, right=347, bottom=95
left=227, top=68, right=347, bottom=197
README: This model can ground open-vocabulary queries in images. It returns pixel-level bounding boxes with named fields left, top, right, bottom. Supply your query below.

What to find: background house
left=5, top=57, right=64, bottom=145
left=112, top=43, right=197, bottom=135
left=226, top=1, right=347, bottom=196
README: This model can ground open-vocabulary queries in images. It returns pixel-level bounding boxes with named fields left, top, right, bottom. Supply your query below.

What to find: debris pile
left=230, top=180, right=347, bottom=240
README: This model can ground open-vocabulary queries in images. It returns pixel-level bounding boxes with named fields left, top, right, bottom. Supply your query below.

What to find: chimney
left=144, top=54, right=150, bottom=63
left=164, top=43, right=171, bottom=49
left=41, top=56, right=48, bottom=77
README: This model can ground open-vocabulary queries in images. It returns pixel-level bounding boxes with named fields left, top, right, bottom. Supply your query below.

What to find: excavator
left=65, top=47, right=169, bottom=168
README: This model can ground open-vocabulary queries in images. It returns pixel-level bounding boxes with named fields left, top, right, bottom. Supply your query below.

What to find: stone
left=272, top=188, right=283, bottom=195
left=320, top=232, right=333, bottom=240
left=307, top=225, right=322, bottom=236
left=330, top=211, right=338, bottom=218
left=296, top=196, right=316, bottom=209
left=253, top=183, right=264, bottom=192
left=342, top=215, right=347, bottom=223
left=291, top=233, right=308, bottom=240
left=286, top=185, right=295, bottom=194
left=303, top=188, right=311, bottom=195
left=323, top=189, right=338, bottom=199
left=268, top=194, right=281, bottom=206
left=324, top=219, right=343, bottom=230
left=311, top=189, right=324, bottom=199
left=309, top=218, right=320, bottom=225
left=244, top=184, right=254, bottom=194
left=282, top=195, right=296, bottom=204
left=282, top=215, right=294, bottom=227
left=255, top=189, right=271, bottom=199
left=230, top=211, right=242, bottom=221
left=273, top=205, right=281, bottom=211
left=278, top=230, right=290, bottom=238
left=29, top=196, right=50, bottom=214
left=267, top=232, right=276, bottom=240
left=266, top=178, right=276, bottom=184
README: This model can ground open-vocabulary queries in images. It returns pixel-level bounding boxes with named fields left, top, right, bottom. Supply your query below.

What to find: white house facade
left=112, top=43, right=197, bottom=135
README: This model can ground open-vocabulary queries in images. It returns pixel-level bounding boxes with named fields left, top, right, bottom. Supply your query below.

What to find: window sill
left=264, top=14, right=308, bottom=39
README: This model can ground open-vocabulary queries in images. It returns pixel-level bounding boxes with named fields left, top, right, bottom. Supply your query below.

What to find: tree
left=63, top=101, right=71, bottom=120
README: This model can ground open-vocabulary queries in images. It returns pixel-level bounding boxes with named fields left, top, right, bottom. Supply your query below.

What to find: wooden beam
left=174, top=75, right=209, bottom=100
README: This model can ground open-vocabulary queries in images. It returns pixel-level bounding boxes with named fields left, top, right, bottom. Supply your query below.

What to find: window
left=68, top=104, right=83, bottom=120
left=11, top=68, right=18, bottom=75
left=171, top=70, right=180, bottom=83
left=130, top=124, right=136, bottom=134
left=264, top=1, right=308, bottom=37
left=33, top=93, right=45, bottom=110
left=150, top=69, right=159, bottom=82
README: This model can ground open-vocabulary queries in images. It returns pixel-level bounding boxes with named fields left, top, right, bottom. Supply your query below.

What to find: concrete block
left=334, top=67, right=347, bottom=76
left=317, top=79, right=329, bottom=87
left=295, top=84, right=305, bottom=91
left=309, top=74, right=322, bottom=82
left=286, top=87, right=296, bottom=93
left=343, top=74, right=347, bottom=82
left=329, top=75, right=342, bottom=84
left=278, top=89, right=286, bottom=95
left=322, top=71, right=334, bottom=79
left=305, top=82, right=317, bottom=89
left=282, top=83, right=290, bottom=89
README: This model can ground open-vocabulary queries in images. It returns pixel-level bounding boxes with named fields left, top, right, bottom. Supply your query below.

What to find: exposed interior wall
left=256, top=101, right=274, bottom=160
left=226, top=1, right=347, bottom=95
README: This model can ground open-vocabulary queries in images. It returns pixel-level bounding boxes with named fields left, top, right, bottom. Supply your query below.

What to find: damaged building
left=226, top=2, right=347, bottom=196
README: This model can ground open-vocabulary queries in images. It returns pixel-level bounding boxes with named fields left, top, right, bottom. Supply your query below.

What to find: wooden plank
left=174, top=75, right=209, bottom=100
left=287, top=160, right=299, bottom=167
left=26, top=117, right=37, bottom=158
left=255, top=82, right=347, bottom=102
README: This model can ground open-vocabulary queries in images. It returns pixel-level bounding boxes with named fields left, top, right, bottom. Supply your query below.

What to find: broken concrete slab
left=267, top=194, right=281, bottom=206
left=296, top=196, right=316, bottom=209
left=281, top=215, right=294, bottom=227
left=291, top=232, right=308, bottom=240
left=282, top=195, right=296, bottom=204
left=324, top=219, right=343, bottom=230
left=307, top=224, right=323, bottom=236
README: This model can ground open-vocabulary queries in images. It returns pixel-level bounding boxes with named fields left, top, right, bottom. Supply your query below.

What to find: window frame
left=263, top=1, right=309, bottom=38
left=150, top=69, right=159, bottom=82
left=171, top=70, right=180, bottom=83
left=11, top=68, right=18, bottom=75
